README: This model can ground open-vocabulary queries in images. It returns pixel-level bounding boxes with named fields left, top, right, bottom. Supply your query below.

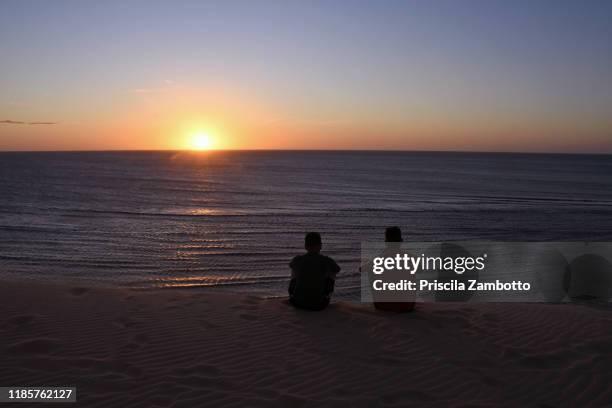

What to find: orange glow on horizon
left=2, top=79, right=610, bottom=153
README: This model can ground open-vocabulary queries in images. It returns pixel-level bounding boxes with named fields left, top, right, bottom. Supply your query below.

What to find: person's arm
left=288, top=278, right=296, bottom=296
left=289, top=256, right=299, bottom=279
left=288, top=257, right=299, bottom=296
left=329, top=258, right=340, bottom=276
left=326, top=257, right=341, bottom=278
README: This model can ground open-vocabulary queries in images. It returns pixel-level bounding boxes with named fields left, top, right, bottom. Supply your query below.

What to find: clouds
left=1, top=120, right=57, bottom=125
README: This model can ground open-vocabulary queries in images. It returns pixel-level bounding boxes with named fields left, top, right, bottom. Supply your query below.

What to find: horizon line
left=0, top=148, right=611, bottom=156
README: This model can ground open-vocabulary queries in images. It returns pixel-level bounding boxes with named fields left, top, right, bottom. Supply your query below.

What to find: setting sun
left=190, top=132, right=214, bottom=150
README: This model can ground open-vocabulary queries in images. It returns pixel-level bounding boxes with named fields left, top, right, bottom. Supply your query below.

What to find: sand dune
left=0, top=281, right=610, bottom=407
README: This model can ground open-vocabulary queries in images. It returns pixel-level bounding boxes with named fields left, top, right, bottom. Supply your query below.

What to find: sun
left=190, top=132, right=214, bottom=150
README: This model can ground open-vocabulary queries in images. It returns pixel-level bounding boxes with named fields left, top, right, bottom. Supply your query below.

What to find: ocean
left=1, top=150, right=611, bottom=299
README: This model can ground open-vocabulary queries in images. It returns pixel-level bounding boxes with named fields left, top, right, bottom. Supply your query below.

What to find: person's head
left=304, top=232, right=322, bottom=253
left=385, top=226, right=403, bottom=242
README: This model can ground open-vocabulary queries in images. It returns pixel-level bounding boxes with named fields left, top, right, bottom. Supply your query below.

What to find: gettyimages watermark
left=360, top=242, right=612, bottom=303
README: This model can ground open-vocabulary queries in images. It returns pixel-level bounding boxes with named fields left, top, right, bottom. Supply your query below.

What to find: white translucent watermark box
left=360, top=242, right=612, bottom=302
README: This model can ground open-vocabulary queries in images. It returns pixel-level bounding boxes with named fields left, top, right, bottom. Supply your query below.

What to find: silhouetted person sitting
left=373, top=227, right=415, bottom=313
left=289, top=232, right=340, bottom=310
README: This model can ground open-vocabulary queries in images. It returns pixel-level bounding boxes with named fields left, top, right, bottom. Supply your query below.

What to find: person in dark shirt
left=373, top=226, right=416, bottom=312
left=288, top=232, right=340, bottom=310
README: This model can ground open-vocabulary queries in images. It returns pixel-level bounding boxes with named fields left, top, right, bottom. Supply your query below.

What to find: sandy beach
left=0, top=281, right=610, bottom=407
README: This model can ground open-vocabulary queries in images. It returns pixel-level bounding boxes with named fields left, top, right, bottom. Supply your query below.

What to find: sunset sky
left=1, top=0, right=611, bottom=152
